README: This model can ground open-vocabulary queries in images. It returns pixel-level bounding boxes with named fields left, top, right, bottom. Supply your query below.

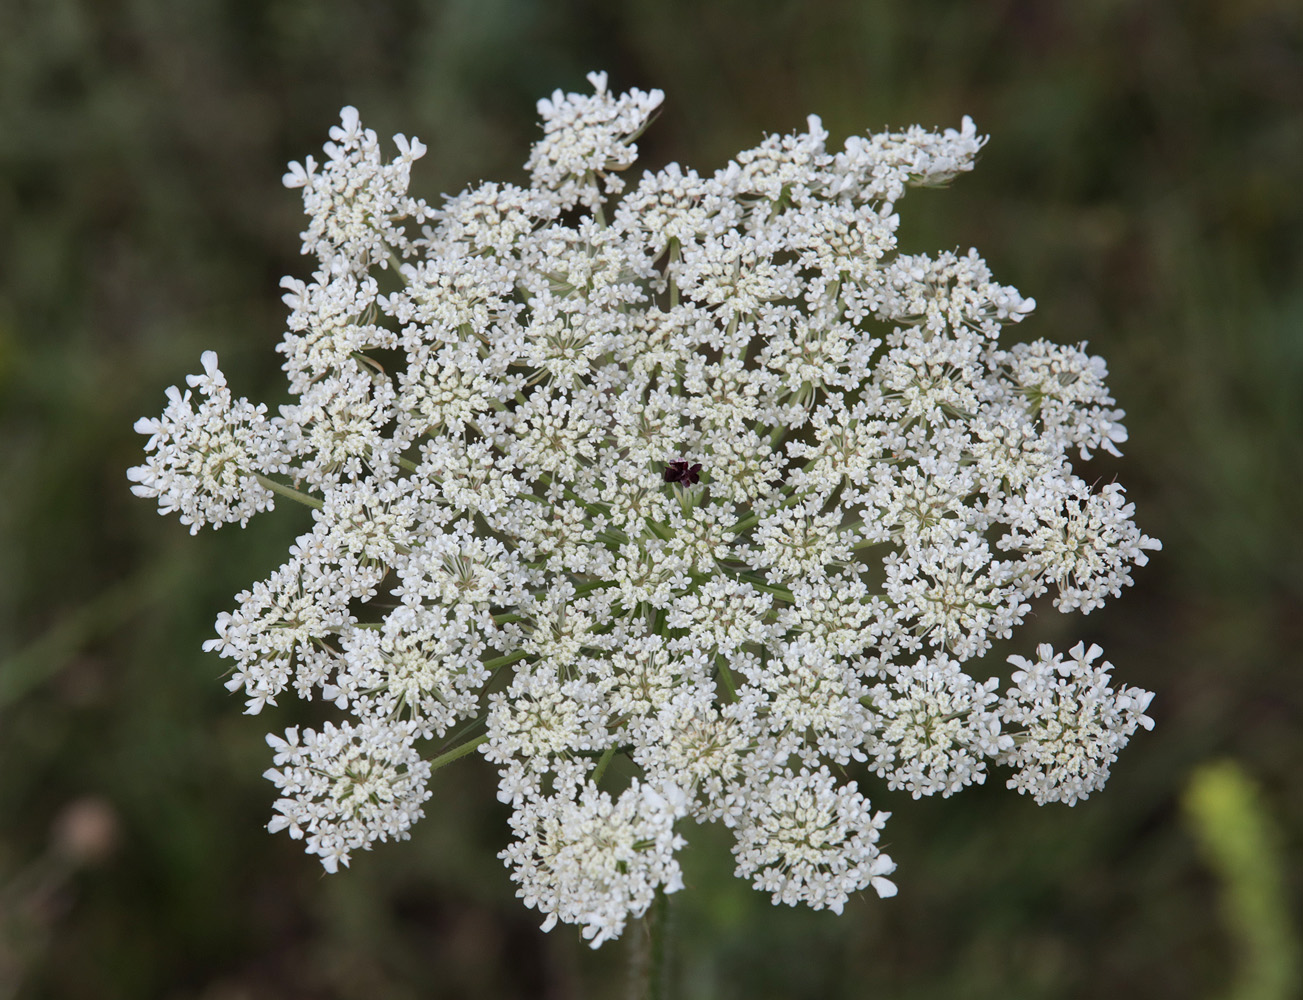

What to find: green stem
left=255, top=474, right=323, bottom=510
left=482, top=650, right=530, bottom=671
left=651, top=890, right=673, bottom=1000
left=729, top=510, right=763, bottom=534
left=851, top=536, right=887, bottom=553
left=629, top=889, right=671, bottom=1000
left=718, top=565, right=795, bottom=602
left=426, top=734, right=488, bottom=771
left=667, top=237, right=680, bottom=310
left=573, top=579, right=617, bottom=596
left=643, top=519, right=673, bottom=542
left=715, top=654, right=738, bottom=702
left=592, top=744, right=617, bottom=784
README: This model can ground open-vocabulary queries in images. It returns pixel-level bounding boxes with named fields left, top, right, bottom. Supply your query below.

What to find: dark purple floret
left=663, top=460, right=702, bottom=485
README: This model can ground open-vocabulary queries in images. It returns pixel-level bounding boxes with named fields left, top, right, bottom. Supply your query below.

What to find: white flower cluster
left=130, top=72, right=1160, bottom=945
left=128, top=351, right=286, bottom=532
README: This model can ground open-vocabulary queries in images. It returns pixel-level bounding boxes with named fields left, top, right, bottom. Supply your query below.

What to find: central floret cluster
left=129, top=73, right=1159, bottom=947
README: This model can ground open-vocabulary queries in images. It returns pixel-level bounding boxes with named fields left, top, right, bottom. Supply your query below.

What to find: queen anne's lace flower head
left=130, top=75, right=1160, bottom=945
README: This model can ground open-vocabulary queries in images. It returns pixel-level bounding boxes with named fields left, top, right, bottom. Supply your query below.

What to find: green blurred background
left=1, top=1, right=1300, bottom=996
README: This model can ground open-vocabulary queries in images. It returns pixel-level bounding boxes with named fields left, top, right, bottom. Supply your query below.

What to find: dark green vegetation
left=1, top=1, right=1299, bottom=996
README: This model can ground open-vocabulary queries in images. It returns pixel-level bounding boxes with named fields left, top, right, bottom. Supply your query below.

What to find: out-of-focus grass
left=1185, top=760, right=1299, bottom=1000
left=0, top=1, right=1300, bottom=997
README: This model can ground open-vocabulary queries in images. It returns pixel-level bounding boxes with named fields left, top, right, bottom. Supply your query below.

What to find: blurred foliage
left=1184, top=760, right=1299, bottom=1000
left=0, top=0, right=1300, bottom=997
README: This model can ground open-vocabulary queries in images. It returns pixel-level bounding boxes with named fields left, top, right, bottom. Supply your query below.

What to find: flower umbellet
left=130, top=72, right=1160, bottom=947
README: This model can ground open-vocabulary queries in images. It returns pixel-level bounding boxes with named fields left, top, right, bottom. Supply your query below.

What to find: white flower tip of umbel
left=185, top=351, right=221, bottom=389
left=390, top=134, right=427, bottom=160
left=329, top=106, right=361, bottom=144
left=394, top=134, right=427, bottom=160
left=282, top=159, right=310, bottom=189
left=586, top=70, right=609, bottom=93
